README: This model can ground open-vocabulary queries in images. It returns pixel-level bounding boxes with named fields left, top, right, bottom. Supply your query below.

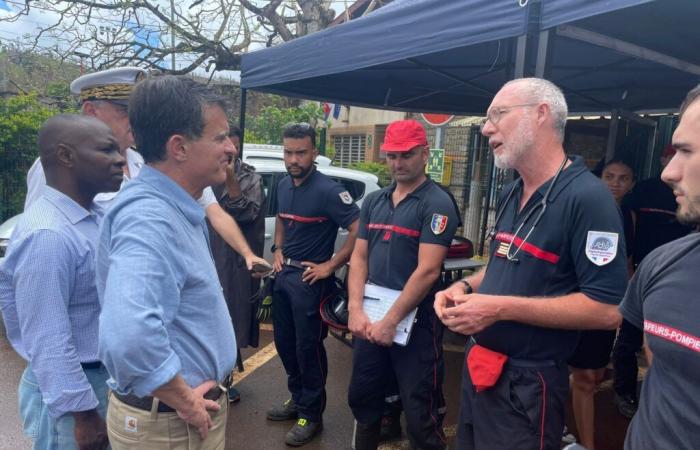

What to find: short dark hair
left=603, top=159, right=635, bottom=179
left=282, top=123, right=316, bottom=148
left=228, top=124, right=242, bottom=140
left=129, top=76, right=227, bottom=163
left=680, top=84, right=700, bottom=118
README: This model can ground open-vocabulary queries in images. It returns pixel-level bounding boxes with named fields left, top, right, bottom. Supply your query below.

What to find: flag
left=333, top=103, right=341, bottom=119
left=323, top=102, right=331, bottom=120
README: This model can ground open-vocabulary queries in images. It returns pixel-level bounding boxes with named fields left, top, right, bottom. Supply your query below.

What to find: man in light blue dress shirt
left=0, top=114, right=125, bottom=449
left=96, top=76, right=237, bottom=449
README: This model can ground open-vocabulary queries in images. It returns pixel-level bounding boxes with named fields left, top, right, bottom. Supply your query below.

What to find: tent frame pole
left=238, top=88, right=248, bottom=157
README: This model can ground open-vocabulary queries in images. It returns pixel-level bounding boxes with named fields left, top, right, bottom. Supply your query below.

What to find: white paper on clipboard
left=362, top=283, right=417, bottom=346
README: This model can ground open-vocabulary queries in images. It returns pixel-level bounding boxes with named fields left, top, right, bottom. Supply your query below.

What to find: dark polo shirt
left=277, top=167, right=360, bottom=262
left=477, top=155, right=628, bottom=361
left=358, top=178, right=458, bottom=293
left=622, top=177, right=692, bottom=267
left=620, top=233, right=700, bottom=450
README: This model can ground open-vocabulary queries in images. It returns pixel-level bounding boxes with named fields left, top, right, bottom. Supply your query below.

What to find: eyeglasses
left=480, top=103, right=538, bottom=131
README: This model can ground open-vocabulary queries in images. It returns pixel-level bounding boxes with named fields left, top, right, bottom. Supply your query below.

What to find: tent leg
left=535, top=30, right=550, bottom=77
left=514, top=35, right=527, bottom=78
left=239, top=88, right=248, bottom=157
left=605, top=109, right=620, bottom=163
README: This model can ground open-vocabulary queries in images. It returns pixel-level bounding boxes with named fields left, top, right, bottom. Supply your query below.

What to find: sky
left=0, top=0, right=354, bottom=81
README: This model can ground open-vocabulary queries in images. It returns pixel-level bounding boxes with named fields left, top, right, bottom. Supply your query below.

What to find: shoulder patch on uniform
left=430, top=213, right=448, bottom=235
left=339, top=191, right=353, bottom=205
left=585, top=231, right=619, bottom=266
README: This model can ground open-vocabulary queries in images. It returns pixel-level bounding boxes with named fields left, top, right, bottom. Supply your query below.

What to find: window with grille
left=333, top=135, right=366, bottom=167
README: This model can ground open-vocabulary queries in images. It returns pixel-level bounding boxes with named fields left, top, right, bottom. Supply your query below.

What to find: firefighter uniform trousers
left=348, top=305, right=447, bottom=450
left=272, top=266, right=331, bottom=422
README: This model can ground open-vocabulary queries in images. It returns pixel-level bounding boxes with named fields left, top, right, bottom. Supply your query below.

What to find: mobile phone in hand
left=251, top=261, right=273, bottom=275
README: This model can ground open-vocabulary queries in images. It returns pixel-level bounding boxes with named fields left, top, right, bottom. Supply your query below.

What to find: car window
left=329, top=177, right=366, bottom=203
left=259, top=172, right=278, bottom=217
left=246, top=156, right=282, bottom=162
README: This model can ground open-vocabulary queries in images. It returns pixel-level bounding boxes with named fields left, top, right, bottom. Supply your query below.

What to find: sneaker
left=562, top=426, right=577, bottom=445
left=267, top=399, right=298, bottom=421
left=615, top=394, right=638, bottom=419
left=285, top=418, right=322, bottom=447
left=228, top=386, right=241, bottom=403
left=378, top=413, right=402, bottom=442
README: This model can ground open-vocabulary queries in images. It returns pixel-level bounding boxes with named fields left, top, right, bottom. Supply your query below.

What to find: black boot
left=380, top=411, right=402, bottom=441
left=353, top=421, right=381, bottom=450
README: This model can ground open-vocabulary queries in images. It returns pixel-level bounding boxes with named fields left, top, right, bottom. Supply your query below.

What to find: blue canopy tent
left=240, top=0, right=700, bottom=115
left=238, top=0, right=699, bottom=250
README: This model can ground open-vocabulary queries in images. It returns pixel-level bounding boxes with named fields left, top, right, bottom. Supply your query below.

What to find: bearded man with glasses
left=434, top=78, right=628, bottom=450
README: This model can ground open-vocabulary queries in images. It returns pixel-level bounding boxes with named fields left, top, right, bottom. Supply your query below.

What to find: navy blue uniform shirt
left=358, top=178, right=458, bottom=293
left=477, top=155, right=628, bottom=360
left=277, top=167, right=360, bottom=262
left=622, top=178, right=692, bottom=266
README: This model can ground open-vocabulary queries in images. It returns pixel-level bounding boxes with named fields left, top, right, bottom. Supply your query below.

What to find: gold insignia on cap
left=80, top=83, right=134, bottom=102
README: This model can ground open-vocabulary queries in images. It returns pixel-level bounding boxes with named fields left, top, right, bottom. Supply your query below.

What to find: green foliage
left=247, top=103, right=326, bottom=145
left=348, top=161, right=391, bottom=187
left=324, top=145, right=336, bottom=161
left=0, top=48, right=81, bottom=101
left=0, top=93, right=60, bottom=221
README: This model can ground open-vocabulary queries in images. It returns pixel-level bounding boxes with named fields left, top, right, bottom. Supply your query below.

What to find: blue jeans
left=18, top=364, right=110, bottom=450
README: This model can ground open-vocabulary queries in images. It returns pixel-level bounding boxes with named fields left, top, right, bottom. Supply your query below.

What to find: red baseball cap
left=381, top=120, right=428, bottom=152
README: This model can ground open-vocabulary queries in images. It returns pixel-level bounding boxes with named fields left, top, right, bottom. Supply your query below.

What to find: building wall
left=328, top=105, right=405, bottom=128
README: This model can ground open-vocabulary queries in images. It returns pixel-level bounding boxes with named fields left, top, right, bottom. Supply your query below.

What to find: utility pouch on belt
left=467, top=343, right=508, bottom=392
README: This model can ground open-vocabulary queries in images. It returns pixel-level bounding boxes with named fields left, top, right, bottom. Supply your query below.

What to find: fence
left=426, top=124, right=507, bottom=256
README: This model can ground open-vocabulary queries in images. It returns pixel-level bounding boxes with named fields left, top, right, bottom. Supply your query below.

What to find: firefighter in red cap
left=347, top=119, right=458, bottom=450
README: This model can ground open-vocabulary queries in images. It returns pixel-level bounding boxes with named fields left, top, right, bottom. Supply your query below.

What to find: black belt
left=283, top=258, right=307, bottom=270
left=114, top=378, right=229, bottom=413
left=81, top=361, right=103, bottom=370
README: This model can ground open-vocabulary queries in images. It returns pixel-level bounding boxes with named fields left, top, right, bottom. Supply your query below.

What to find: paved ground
left=0, top=323, right=635, bottom=450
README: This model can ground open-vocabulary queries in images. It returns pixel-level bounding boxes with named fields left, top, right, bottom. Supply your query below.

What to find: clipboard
left=362, top=283, right=417, bottom=346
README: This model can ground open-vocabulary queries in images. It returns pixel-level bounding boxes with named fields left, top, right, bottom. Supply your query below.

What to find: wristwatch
left=458, top=280, right=473, bottom=294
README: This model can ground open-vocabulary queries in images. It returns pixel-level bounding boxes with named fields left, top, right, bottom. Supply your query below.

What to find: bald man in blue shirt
left=0, top=114, right=125, bottom=450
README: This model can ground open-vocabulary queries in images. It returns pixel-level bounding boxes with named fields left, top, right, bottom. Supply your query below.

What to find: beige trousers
left=106, top=391, right=228, bottom=450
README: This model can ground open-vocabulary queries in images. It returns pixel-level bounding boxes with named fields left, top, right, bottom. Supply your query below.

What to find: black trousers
left=456, top=344, right=569, bottom=450
left=612, top=318, right=644, bottom=398
left=272, top=267, right=330, bottom=422
left=348, top=306, right=447, bottom=450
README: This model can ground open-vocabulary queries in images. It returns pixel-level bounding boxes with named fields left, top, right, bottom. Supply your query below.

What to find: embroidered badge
left=125, top=415, right=138, bottom=433
left=585, top=231, right=618, bottom=266
left=495, top=241, right=510, bottom=258
left=430, top=214, right=448, bottom=235
left=339, top=191, right=353, bottom=205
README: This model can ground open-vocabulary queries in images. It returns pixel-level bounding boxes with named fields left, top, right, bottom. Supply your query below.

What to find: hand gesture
left=301, top=261, right=334, bottom=285
left=73, top=410, right=109, bottom=450
left=367, top=317, right=397, bottom=347
left=348, top=308, right=372, bottom=340
left=440, top=293, right=501, bottom=336
left=176, top=380, right=222, bottom=440
left=434, top=282, right=470, bottom=322
left=273, top=249, right=284, bottom=273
